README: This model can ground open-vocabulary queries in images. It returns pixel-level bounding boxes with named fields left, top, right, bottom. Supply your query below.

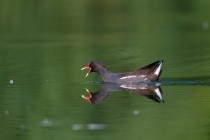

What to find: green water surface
left=0, top=1, right=210, bottom=140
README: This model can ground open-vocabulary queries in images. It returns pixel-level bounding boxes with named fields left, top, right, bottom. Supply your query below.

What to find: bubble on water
left=72, top=123, right=106, bottom=131
left=133, top=110, right=140, bottom=115
left=9, top=80, right=14, bottom=84
left=40, top=118, right=53, bottom=127
left=72, top=124, right=85, bottom=131
left=39, top=118, right=61, bottom=127
left=86, top=124, right=106, bottom=130
left=202, top=22, right=209, bottom=30
left=20, top=124, right=26, bottom=129
left=5, top=110, right=9, bottom=115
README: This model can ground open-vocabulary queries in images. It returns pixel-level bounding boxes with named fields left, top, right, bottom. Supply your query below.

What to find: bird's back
left=112, top=61, right=163, bottom=84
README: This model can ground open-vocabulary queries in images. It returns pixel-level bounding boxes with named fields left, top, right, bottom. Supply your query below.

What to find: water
left=1, top=1, right=210, bottom=140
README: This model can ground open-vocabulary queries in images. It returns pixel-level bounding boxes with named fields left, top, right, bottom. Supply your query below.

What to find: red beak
left=81, top=95, right=91, bottom=103
left=81, top=63, right=91, bottom=77
left=81, top=88, right=92, bottom=104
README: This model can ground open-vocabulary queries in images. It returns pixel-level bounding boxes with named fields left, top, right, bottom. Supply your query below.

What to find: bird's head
left=81, top=61, right=99, bottom=77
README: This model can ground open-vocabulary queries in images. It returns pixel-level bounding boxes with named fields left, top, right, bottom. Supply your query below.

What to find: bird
left=81, top=60, right=163, bottom=84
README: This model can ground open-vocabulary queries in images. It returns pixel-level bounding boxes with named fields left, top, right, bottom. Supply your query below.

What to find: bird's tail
left=138, top=60, right=164, bottom=81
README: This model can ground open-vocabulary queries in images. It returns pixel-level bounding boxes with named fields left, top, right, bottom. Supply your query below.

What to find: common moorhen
left=81, top=60, right=163, bottom=84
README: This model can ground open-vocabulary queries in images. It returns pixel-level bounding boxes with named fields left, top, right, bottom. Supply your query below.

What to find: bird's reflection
left=82, top=83, right=164, bottom=104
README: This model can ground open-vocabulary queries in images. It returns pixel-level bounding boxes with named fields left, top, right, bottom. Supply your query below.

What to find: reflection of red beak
left=81, top=88, right=92, bottom=104
left=81, top=63, right=91, bottom=77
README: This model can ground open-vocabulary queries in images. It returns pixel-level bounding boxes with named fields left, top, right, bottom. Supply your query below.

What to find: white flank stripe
left=120, top=75, right=146, bottom=80
left=120, top=76, right=137, bottom=79
left=120, top=85, right=138, bottom=89
left=154, top=62, right=162, bottom=76
left=139, top=75, right=146, bottom=77
left=154, top=88, right=163, bottom=100
left=120, top=85, right=148, bottom=90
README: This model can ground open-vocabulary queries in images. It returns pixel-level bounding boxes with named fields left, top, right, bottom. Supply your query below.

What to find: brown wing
left=118, top=60, right=163, bottom=81
left=136, top=60, right=163, bottom=75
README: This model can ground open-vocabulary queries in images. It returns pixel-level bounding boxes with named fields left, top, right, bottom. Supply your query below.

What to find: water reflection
left=82, top=83, right=164, bottom=104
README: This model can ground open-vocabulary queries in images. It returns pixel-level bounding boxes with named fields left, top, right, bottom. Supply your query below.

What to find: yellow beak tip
left=85, top=88, right=89, bottom=92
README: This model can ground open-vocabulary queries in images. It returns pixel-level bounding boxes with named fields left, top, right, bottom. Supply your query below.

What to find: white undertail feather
left=154, top=62, right=162, bottom=76
left=154, top=88, right=163, bottom=101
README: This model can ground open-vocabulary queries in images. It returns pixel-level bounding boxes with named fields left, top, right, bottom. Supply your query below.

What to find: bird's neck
left=96, top=67, right=112, bottom=82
